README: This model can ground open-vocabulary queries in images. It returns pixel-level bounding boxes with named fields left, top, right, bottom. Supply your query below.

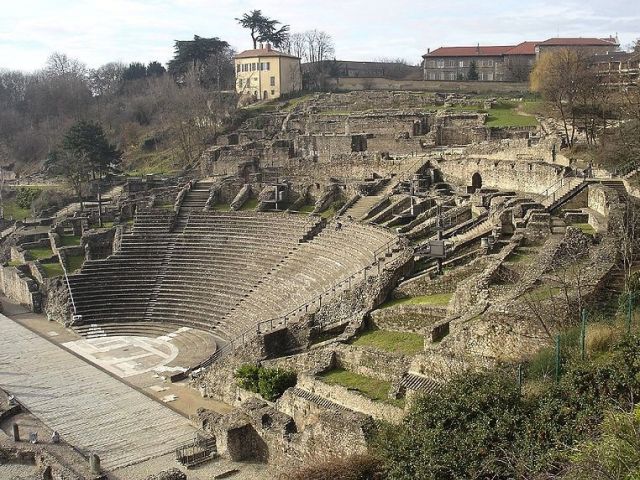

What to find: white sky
left=1, top=0, right=639, bottom=71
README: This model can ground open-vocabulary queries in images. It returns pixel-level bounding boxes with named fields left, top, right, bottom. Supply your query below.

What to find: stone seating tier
left=68, top=212, right=398, bottom=344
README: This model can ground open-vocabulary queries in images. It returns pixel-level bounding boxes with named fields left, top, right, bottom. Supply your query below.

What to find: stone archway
left=263, top=90, right=269, bottom=100
left=471, top=172, right=482, bottom=190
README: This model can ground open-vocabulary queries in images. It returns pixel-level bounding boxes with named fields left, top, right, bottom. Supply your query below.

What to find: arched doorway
left=263, top=90, right=268, bottom=100
left=471, top=172, right=482, bottom=191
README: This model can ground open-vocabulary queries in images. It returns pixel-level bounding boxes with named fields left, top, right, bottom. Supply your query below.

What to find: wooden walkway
left=0, top=314, right=196, bottom=471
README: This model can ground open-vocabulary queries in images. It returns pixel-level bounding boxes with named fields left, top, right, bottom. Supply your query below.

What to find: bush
left=279, top=454, right=385, bottom=480
left=377, top=334, right=640, bottom=479
left=235, top=364, right=297, bottom=401
left=16, top=187, right=41, bottom=209
left=235, top=364, right=261, bottom=392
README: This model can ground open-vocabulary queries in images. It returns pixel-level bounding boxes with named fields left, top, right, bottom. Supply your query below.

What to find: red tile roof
left=538, top=37, right=619, bottom=47
left=423, top=46, right=515, bottom=58
left=234, top=48, right=299, bottom=59
left=505, top=41, right=540, bottom=55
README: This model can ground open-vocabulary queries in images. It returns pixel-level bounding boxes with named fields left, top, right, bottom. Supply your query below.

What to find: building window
left=448, top=60, right=455, bottom=67
left=271, top=90, right=275, bottom=95
left=270, top=76, right=276, bottom=86
left=487, top=72, right=494, bottom=81
left=459, top=60, right=464, bottom=68
left=448, top=72, right=456, bottom=80
left=437, top=60, right=445, bottom=68
left=427, top=60, right=436, bottom=68
left=487, top=59, right=494, bottom=67
left=266, top=62, right=270, bottom=70
left=428, top=72, right=436, bottom=80
left=439, top=72, right=445, bottom=80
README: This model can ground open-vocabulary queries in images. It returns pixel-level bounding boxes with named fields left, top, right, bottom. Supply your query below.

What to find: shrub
left=257, top=368, right=297, bottom=402
left=235, top=364, right=261, bottom=392
left=235, top=364, right=297, bottom=401
left=16, top=187, right=41, bottom=209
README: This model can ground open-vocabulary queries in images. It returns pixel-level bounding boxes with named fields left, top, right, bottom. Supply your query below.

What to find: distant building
left=234, top=44, right=302, bottom=100
left=535, top=37, right=619, bottom=57
left=593, top=51, right=640, bottom=86
left=422, top=37, right=620, bottom=82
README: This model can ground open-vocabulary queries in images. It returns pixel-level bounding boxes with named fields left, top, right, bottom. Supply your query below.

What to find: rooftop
left=235, top=47, right=300, bottom=60
left=423, top=46, right=515, bottom=58
left=505, top=41, right=541, bottom=56
left=538, top=37, right=619, bottom=47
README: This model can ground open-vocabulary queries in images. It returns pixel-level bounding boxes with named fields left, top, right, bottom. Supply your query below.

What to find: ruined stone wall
left=300, top=113, right=429, bottom=136
left=296, top=374, right=404, bottom=424
left=325, top=77, right=529, bottom=93
left=333, top=343, right=411, bottom=382
left=0, top=266, right=41, bottom=312
left=438, top=157, right=564, bottom=194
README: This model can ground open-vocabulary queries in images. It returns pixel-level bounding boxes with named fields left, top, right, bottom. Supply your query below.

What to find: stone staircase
left=288, top=387, right=352, bottom=412
left=541, top=177, right=587, bottom=211
left=344, top=195, right=384, bottom=220
left=175, top=181, right=214, bottom=230
left=399, top=373, right=441, bottom=395
left=446, top=217, right=495, bottom=250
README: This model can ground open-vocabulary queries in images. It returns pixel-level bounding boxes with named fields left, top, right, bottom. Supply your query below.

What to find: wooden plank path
left=0, top=314, right=197, bottom=470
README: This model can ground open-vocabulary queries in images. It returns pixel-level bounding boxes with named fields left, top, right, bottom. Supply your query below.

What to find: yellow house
left=234, top=44, right=302, bottom=101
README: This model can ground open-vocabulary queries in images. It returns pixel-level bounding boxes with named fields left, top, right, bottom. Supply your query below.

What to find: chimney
left=428, top=48, right=431, bottom=54
left=266, top=43, right=272, bottom=51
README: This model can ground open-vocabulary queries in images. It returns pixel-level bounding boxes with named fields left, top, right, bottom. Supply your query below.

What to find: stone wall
left=437, top=157, right=565, bottom=194
left=296, top=374, right=404, bottom=424
left=370, top=304, right=447, bottom=334
left=0, top=266, right=41, bottom=312
left=325, top=77, right=529, bottom=93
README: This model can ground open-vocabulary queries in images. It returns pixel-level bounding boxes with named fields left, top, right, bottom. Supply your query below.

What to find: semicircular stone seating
left=67, top=198, right=398, bottom=348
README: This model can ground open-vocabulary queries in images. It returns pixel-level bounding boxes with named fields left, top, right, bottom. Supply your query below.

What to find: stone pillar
left=12, top=423, right=19, bottom=442
left=89, top=453, right=101, bottom=474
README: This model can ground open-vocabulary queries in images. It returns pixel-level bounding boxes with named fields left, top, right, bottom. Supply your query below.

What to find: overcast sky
left=1, top=0, right=639, bottom=72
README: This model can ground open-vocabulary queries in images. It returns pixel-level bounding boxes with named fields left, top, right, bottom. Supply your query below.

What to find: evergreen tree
left=167, top=35, right=229, bottom=77
left=468, top=60, right=479, bottom=80
left=236, top=10, right=289, bottom=49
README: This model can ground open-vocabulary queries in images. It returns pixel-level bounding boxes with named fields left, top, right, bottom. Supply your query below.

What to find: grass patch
left=486, top=104, right=539, bottom=127
left=525, top=285, right=563, bottom=302
left=507, top=250, right=536, bottom=264
left=297, top=204, right=315, bottom=213
left=26, top=247, right=54, bottom=260
left=571, top=223, right=596, bottom=235
left=7, top=260, right=23, bottom=267
left=239, top=198, right=259, bottom=211
left=100, top=221, right=115, bottom=228
left=351, top=329, right=424, bottom=355
left=66, top=255, right=85, bottom=273
left=320, top=205, right=337, bottom=219
left=211, top=202, right=231, bottom=212
left=319, top=368, right=403, bottom=407
left=58, top=235, right=81, bottom=247
left=381, top=293, right=452, bottom=309
left=2, top=200, right=31, bottom=220
left=40, top=262, right=64, bottom=278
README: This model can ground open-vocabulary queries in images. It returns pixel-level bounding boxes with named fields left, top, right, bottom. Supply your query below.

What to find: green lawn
left=507, top=250, right=536, bottom=264
left=7, top=260, right=23, bottom=267
left=571, top=223, right=596, bottom=235
left=381, top=293, right=453, bottom=309
left=320, top=205, right=337, bottom=219
left=319, top=368, right=403, bottom=407
left=27, top=247, right=54, bottom=260
left=351, top=329, right=424, bottom=355
left=2, top=200, right=31, bottom=220
left=239, top=198, right=259, bottom=211
left=41, top=262, right=64, bottom=278
left=58, top=235, right=81, bottom=246
left=486, top=105, right=539, bottom=127
left=66, top=255, right=85, bottom=273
